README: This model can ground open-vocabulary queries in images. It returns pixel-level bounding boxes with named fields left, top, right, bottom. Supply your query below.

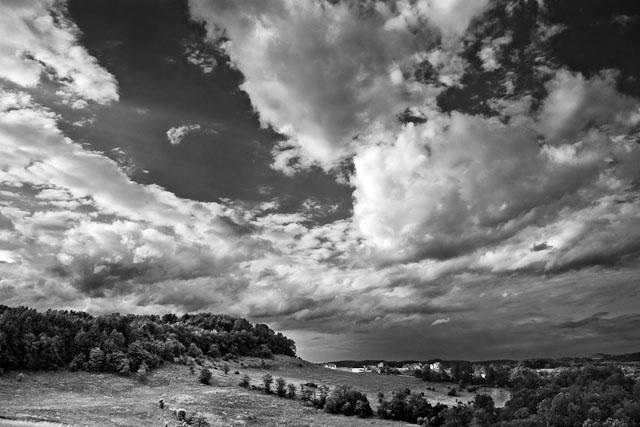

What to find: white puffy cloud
left=0, top=89, right=256, bottom=306
left=538, top=69, right=639, bottom=143
left=189, top=0, right=460, bottom=170
left=0, top=0, right=118, bottom=104
left=385, top=0, right=490, bottom=40
left=352, top=69, right=640, bottom=263
left=166, top=124, right=201, bottom=145
left=478, top=34, right=512, bottom=72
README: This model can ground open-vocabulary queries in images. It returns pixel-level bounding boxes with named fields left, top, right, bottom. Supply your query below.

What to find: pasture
left=0, top=356, right=509, bottom=426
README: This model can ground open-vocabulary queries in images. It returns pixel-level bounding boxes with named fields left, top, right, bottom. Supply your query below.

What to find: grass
left=0, top=356, right=509, bottom=426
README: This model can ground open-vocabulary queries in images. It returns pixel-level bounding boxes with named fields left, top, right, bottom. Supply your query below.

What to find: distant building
left=324, top=363, right=337, bottom=369
left=351, top=367, right=366, bottom=373
left=473, top=365, right=487, bottom=378
left=429, top=362, right=442, bottom=372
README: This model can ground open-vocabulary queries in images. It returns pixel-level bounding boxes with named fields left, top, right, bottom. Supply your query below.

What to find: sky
left=1, top=0, right=640, bottom=362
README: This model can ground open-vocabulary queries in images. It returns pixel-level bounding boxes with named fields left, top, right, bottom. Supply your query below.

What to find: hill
left=0, top=305, right=295, bottom=374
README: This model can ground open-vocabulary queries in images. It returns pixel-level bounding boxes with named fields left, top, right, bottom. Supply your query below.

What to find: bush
left=287, top=383, right=296, bottom=398
left=136, top=362, right=148, bottom=383
left=223, top=363, right=229, bottom=375
left=69, top=354, right=86, bottom=371
left=447, top=387, right=457, bottom=397
left=187, top=343, right=203, bottom=359
left=17, top=373, right=24, bottom=382
left=276, top=377, right=287, bottom=396
left=199, top=368, right=212, bottom=385
left=239, top=374, right=250, bottom=388
left=324, top=385, right=372, bottom=418
left=207, top=344, right=221, bottom=358
left=262, top=373, right=273, bottom=393
left=87, top=347, right=104, bottom=372
left=186, top=413, right=210, bottom=427
left=377, top=389, right=438, bottom=423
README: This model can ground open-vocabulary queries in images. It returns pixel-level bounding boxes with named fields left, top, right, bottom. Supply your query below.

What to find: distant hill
left=0, top=305, right=295, bottom=373
left=329, top=353, right=640, bottom=369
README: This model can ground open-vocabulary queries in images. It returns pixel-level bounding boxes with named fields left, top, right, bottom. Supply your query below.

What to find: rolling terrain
left=0, top=355, right=509, bottom=426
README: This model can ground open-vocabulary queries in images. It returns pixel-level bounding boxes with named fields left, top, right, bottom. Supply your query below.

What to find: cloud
left=2, top=1, right=640, bottom=362
left=166, top=124, right=202, bottom=145
left=189, top=0, right=470, bottom=170
left=0, top=0, right=118, bottom=104
left=0, top=89, right=258, bottom=308
left=351, top=69, right=640, bottom=263
left=385, top=0, right=490, bottom=40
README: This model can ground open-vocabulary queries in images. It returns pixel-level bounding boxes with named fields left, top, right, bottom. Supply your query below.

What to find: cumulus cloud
left=0, top=89, right=256, bottom=308
left=0, top=0, right=118, bottom=104
left=189, top=0, right=487, bottom=171
left=352, top=69, right=640, bottom=264
left=166, top=124, right=201, bottom=145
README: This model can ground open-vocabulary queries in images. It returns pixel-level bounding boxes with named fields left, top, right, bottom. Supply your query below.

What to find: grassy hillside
left=0, top=356, right=418, bottom=426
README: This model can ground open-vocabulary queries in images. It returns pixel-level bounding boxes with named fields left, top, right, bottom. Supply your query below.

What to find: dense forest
left=0, top=305, right=295, bottom=373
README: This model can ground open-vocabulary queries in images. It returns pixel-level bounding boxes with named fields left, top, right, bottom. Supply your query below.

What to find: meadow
left=0, top=355, right=509, bottom=426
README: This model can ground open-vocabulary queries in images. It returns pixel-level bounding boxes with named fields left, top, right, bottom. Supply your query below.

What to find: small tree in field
left=239, top=374, right=250, bottom=388
left=137, top=362, right=148, bottom=383
left=287, top=383, right=296, bottom=398
left=199, top=368, right=212, bottom=385
left=276, top=377, right=287, bottom=396
left=262, top=373, right=273, bottom=393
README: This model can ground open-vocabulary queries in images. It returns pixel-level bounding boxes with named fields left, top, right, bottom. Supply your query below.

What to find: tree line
left=0, top=305, right=295, bottom=374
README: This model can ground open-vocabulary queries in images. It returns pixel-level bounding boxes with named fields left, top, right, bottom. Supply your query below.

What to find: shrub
left=187, top=343, right=203, bottom=359
left=300, top=385, right=314, bottom=402
left=234, top=370, right=239, bottom=375
left=287, top=383, right=296, bottom=398
left=87, top=347, right=104, bottom=372
left=262, top=373, right=273, bottom=393
left=276, top=377, right=287, bottom=396
left=207, top=344, right=221, bottom=358
left=223, top=363, right=229, bottom=375
left=176, top=408, right=187, bottom=421
left=104, top=351, right=127, bottom=372
left=447, top=387, right=457, bottom=397
left=117, top=356, right=131, bottom=376
left=239, top=374, right=250, bottom=388
left=69, top=354, right=86, bottom=371
left=17, top=373, right=24, bottom=382
left=136, top=362, right=148, bottom=383
left=324, top=385, right=372, bottom=418
left=377, top=389, right=436, bottom=423
left=199, top=368, right=212, bottom=385
left=187, top=413, right=210, bottom=427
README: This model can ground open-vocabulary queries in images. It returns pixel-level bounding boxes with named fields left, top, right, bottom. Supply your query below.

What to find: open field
left=0, top=356, right=509, bottom=426
left=236, top=356, right=510, bottom=408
